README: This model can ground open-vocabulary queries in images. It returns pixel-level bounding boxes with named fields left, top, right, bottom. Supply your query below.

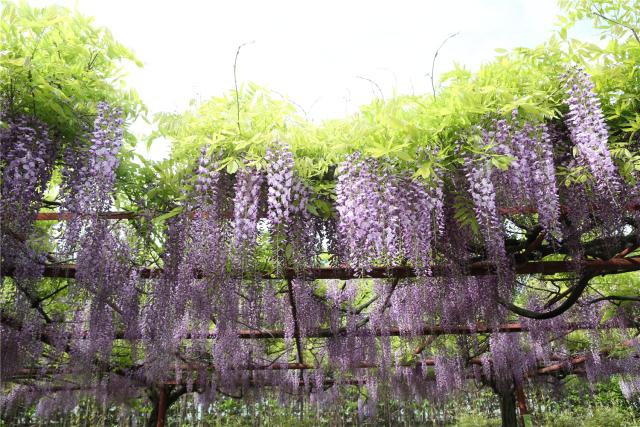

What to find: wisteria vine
left=2, top=67, right=640, bottom=425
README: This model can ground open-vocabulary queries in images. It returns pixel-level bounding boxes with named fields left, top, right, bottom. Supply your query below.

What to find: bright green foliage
left=7, top=385, right=638, bottom=426
left=454, top=414, right=502, bottom=427
left=539, top=406, right=640, bottom=427
left=0, top=0, right=147, bottom=220
left=149, top=1, right=639, bottom=229
left=558, top=0, right=640, bottom=185
left=0, top=1, right=144, bottom=141
left=0, top=0, right=146, bottom=359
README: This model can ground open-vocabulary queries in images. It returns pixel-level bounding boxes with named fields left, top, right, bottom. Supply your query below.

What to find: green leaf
left=226, top=159, right=239, bottom=174
left=152, top=206, right=183, bottom=224
left=306, top=203, right=319, bottom=216
left=4, top=57, right=25, bottom=66
left=490, top=155, right=514, bottom=171
left=284, top=243, right=294, bottom=260
left=415, top=162, right=432, bottom=179
left=368, top=144, right=389, bottom=158
left=396, top=150, right=414, bottom=162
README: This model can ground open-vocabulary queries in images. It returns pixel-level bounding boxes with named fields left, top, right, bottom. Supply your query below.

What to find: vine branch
left=233, top=41, right=255, bottom=137
left=429, top=32, right=459, bottom=99
left=592, top=7, right=640, bottom=45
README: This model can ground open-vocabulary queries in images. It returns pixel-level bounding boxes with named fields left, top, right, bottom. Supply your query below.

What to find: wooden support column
left=156, top=385, right=168, bottom=427
left=515, top=383, right=529, bottom=426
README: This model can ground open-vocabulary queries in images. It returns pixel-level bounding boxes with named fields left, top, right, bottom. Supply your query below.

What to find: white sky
left=30, top=0, right=597, bottom=160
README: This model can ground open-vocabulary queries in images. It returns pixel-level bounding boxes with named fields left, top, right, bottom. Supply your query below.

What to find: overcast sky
left=30, top=0, right=597, bottom=159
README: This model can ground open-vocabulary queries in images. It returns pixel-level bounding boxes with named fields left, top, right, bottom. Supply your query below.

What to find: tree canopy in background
left=1, top=0, right=640, bottom=426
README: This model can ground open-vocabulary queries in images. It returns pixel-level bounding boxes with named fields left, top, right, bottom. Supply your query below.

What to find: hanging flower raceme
left=0, top=115, right=57, bottom=379
left=162, top=149, right=228, bottom=353
left=389, top=282, right=429, bottom=335
left=336, top=152, right=384, bottom=268
left=465, top=154, right=505, bottom=261
left=265, top=141, right=321, bottom=268
left=72, top=102, right=123, bottom=214
left=531, top=125, right=562, bottom=237
left=60, top=102, right=125, bottom=251
left=484, top=116, right=562, bottom=239
left=187, top=148, right=227, bottom=278
left=287, top=176, right=318, bottom=264
left=266, top=142, right=295, bottom=232
left=563, top=66, right=620, bottom=199
left=0, top=114, right=56, bottom=234
left=396, top=172, right=443, bottom=274
left=465, top=114, right=566, bottom=286
left=488, top=333, right=532, bottom=392
left=194, top=146, right=220, bottom=207
left=434, top=354, right=465, bottom=396
left=508, top=121, right=562, bottom=237
left=290, top=279, right=326, bottom=337
left=73, top=222, right=137, bottom=362
left=0, top=114, right=57, bottom=292
left=43, top=102, right=131, bottom=368
left=142, top=216, right=187, bottom=353
left=232, top=168, right=264, bottom=265
left=336, top=152, right=443, bottom=270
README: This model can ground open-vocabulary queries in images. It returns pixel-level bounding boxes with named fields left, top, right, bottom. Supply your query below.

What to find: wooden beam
left=5, top=256, right=636, bottom=281
left=35, top=212, right=136, bottom=221
left=32, top=203, right=640, bottom=222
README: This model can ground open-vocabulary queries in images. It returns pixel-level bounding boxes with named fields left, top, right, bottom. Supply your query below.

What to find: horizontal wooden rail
left=232, top=321, right=598, bottom=340
left=35, top=212, right=137, bottom=221
left=33, top=203, right=640, bottom=222
left=0, top=312, right=623, bottom=341
left=6, top=256, right=637, bottom=280
left=36, top=203, right=640, bottom=221
left=6, top=352, right=603, bottom=383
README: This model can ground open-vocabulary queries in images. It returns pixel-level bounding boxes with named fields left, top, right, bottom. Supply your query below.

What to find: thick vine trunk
left=497, top=386, right=518, bottom=427
left=146, top=395, right=159, bottom=427
left=146, top=385, right=185, bottom=427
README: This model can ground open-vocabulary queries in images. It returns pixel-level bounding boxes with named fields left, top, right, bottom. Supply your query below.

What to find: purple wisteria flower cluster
left=4, top=60, right=640, bottom=420
left=434, top=355, right=465, bottom=395
left=266, top=142, right=295, bottom=231
left=194, top=146, right=221, bottom=207
left=74, top=102, right=124, bottom=213
left=61, top=102, right=124, bottom=250
left=1, top=115, right=55, bottom=233
left=232, top=168, right=264, bottom=263
left=563, top=66, right=620, bottom=198
left=41, top=102, right=139, bottom=370
left=493, top=117, right=562, bottom=238
left=336, top=152, right=384, bottom=268
left=0, top=115, right=57, bottom=380
left=264, top=142, right=319, bottom=267
left=465, top=114, right=568, bottom=288
left=465, top=154, right=506, bottom=262
left=336, top=152, right=444, bottom=270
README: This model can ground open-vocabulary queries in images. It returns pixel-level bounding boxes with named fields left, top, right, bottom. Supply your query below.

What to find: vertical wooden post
left=515, top=384, right=529, bottom=427
left=156, top=386, right=168, bottom=427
